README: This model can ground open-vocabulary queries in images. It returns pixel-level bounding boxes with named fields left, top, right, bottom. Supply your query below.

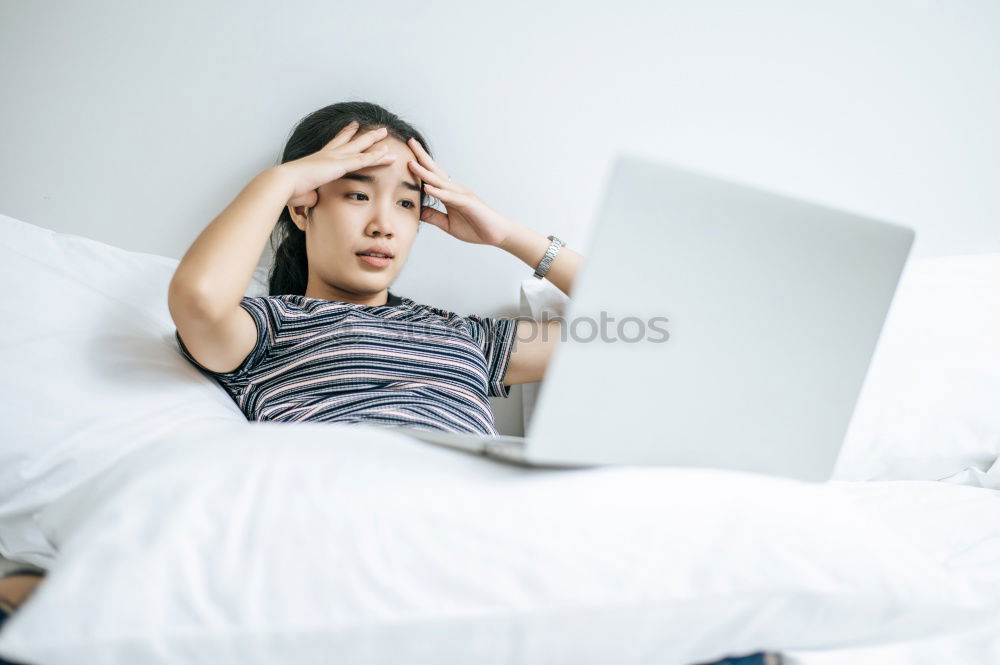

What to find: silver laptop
left=382, top=154, right=915, bottom=481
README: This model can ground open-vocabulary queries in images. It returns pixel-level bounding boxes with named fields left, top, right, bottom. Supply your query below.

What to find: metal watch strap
left=532, top=235, right=565, bottom=279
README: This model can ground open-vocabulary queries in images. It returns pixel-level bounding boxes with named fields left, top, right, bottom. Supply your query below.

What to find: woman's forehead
left=327, top=165, right=422, bottom=191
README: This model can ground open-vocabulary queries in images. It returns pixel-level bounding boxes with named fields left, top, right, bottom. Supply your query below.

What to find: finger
left=366, top=146, right=397, bottom=163
left=423, top=182, right=462, bottom=205
left=345, top=126, right=390, bottom=153
left=407, top=159, right=452, bottom=190
left=343, top=146, right=395, bottom=174
left=289, top=190, right=318, bottom=209
left=407, top=137, right=448, bottom=178
left=321, top=120, right=360, bottom=150
left=419, top=206, right=449, bottom=231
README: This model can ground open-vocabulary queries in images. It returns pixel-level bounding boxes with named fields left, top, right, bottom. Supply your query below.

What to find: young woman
left=0, top=102, right=777, bottom=665
left=0, top=102, right=581, bottom=661
left=167, top=101, right=583, bottom=434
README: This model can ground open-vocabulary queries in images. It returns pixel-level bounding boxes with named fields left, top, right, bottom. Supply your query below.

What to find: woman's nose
left=368, top=221, right=393, bottom=238
left=367, top=214, right=395, bottom=237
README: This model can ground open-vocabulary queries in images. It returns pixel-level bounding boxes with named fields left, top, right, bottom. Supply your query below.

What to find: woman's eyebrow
left=341, top=173, right=421, bottom=192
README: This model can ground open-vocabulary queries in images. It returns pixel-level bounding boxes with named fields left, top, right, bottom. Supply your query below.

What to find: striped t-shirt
left=175, top=291, right=519, bottom=436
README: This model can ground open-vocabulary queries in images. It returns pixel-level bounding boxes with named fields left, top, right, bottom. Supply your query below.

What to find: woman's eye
left=347, top=193, right=417, bottom=209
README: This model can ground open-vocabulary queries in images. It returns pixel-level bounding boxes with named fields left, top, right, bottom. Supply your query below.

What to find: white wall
left=2, top=0, right=998, bottom=434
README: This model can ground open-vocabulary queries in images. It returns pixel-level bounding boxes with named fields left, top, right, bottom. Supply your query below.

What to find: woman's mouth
left=356, top=252, right=392, bottom=268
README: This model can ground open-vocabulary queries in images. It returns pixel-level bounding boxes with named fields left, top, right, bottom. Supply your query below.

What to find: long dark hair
left=268, top=101, right=434, bottom=296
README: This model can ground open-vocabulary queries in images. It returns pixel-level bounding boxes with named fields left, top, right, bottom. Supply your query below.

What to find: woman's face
left=289, top=134, right=424, bottom=305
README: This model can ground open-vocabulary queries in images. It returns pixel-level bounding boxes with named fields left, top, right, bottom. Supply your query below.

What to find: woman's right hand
left=279, top=121, right=397, bottom=210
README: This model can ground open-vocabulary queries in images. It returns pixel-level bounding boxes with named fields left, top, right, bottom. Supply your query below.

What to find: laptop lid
left=523, top=154, right=915, bottom=481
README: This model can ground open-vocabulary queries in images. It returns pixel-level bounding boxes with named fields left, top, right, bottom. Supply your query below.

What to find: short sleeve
left=464, top=314, right=519, bottom=398
left=174, top=296, right=274, bottom=390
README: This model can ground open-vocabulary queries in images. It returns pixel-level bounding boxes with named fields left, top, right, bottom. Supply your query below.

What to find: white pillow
left=0, top=421, right=994, bottom=665
left=0, top=213, right=268, bottom=567
left=833, top=252, right=1000, bottom=482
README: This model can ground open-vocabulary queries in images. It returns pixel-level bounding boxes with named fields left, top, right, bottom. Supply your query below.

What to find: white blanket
left=1, top=422, right=997, bottom=665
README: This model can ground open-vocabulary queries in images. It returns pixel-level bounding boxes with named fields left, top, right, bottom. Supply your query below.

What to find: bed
left=0, top=211, right=998, bottom=664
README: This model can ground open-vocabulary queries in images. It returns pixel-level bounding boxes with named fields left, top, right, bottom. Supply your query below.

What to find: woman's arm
left=169, top=167, right=293, bottom=317
left=497, top=223, right=583, bottom=386
left=170, top=123, right=393, bottom=319
left=498, top=223, right=583, bottom=298
left=167, top=166, right=295, bottom=373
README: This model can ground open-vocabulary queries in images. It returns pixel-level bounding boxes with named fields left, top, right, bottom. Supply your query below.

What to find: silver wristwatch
left=532, top=235, right=565, bottom=279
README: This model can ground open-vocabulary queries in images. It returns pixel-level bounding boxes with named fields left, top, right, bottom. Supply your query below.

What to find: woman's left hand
left=406, top=137, right=516, bottom=248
